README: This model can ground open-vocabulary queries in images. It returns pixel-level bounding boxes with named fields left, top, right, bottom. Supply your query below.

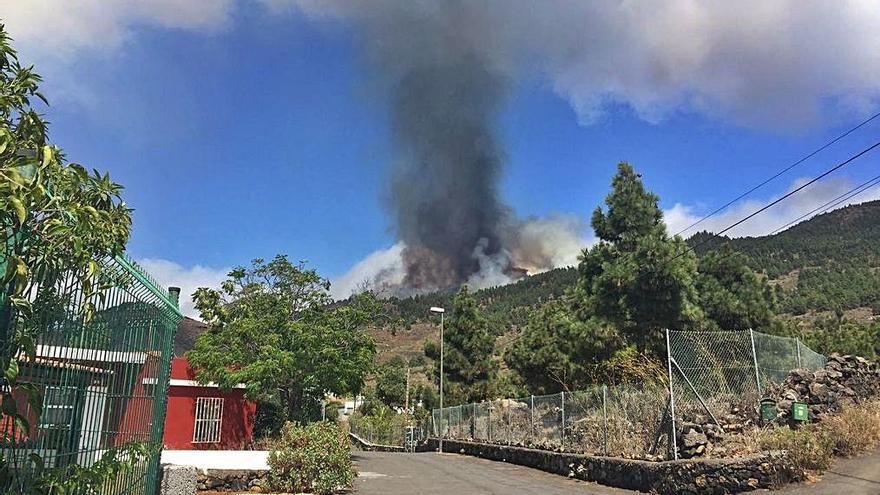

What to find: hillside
left=372, top=200, right=880, bottom=362
left=689, top=200, right=880, bottom=314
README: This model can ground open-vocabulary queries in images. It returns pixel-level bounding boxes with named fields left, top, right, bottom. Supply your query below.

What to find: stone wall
left=424, top=439, right=801, bottom=495
left=196, top=469, right=269, bottom=492
left=770, top=354, right=880, bottom=422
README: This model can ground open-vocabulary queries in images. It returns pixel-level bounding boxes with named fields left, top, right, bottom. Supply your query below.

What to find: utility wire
left=674, top=110, right=880, bottom=237
left=675, top=139, right=880, bottom=261
left=769, top=174, right=880, bottom=235
left=701, top=174, right=880, bottom=267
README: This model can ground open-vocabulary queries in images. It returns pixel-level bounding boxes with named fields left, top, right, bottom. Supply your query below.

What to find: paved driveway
left=355, top=449, right=880, bottom=495
left=353, top=451, right=635, bottom=495
left=780, top=448, right=880, bottom=495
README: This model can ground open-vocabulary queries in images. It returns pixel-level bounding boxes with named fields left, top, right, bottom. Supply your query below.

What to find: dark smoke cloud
left=275, top=0, right=880, bottom=294
left=345, top=1, right=516, bottom=290
left=391, top=60, right=507, bottom=289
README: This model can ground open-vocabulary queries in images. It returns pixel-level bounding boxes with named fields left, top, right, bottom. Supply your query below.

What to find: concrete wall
left=425, top=439, right=801, bottom=495
left=164, top=358, right=257, bottom=450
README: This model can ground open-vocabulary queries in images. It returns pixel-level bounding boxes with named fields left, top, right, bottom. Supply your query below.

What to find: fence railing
left=1, top=253, right=181, bottom=493
left=348, top=414, right=427, bottom=449
left=432, top=329, right=825, bottom=459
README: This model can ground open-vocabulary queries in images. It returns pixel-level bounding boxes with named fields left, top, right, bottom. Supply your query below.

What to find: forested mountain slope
left=385, top=200, right=880, bottom=327
left=689, top=200, right=880, bottom=314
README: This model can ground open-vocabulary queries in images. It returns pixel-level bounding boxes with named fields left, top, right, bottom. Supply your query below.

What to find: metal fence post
left=796, top=337, right=803, bottom=368
left=487, top=402, right=492, bottom=443
left=749, top=328, right=762, bottom=393
left=560, top=391, right=566, bottom=449
left=602, top=385, right=608, bottom=456
left=530, top=395, right=535, bottom=443
left=506, top=401, right=511, bottom=445
left=665, top=329, right=679, bottom=460
left=473, top=402, right=477, bottom=440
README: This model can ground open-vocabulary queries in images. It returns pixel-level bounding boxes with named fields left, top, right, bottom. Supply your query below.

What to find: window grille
left=39, top=386, right=77, bottom=428
left=193, top=397, right=223, bottom=443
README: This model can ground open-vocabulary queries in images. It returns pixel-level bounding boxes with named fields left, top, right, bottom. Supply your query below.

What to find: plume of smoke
left=344, top=1, right=515, bottom=290
left=284, top=0, right=880, bottom=294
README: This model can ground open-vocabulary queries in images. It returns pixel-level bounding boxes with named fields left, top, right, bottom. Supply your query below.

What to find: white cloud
left=664, top=176, right=880, bottom=238
left=329, top=243, right=406, bottom=300
left=0, top=0, right=235, bottom=111
left=0, top=1, right=234, bottom=60
left=136, top=258, right=229, bottom=318
left=272, top=0, right=880, bottom=130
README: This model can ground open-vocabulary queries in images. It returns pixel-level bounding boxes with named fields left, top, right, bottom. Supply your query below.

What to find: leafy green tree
left=187, top=255, right=378, bottom=423
left=774, top=315, right=879, bottom=359
left=424, top=286, right=495, bottom=403
left=696, top=250, right=777, bottom=331
left=375, top=356, right=407, bottom=408
left=573, top=162, right=703, bottom=353
left=0, top=23, right=134, bottom=492
left=504, top=299, right=623, bottom=393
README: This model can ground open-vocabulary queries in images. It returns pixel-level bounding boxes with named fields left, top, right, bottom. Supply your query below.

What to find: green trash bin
left=791, top=402, right=809, bottom=422
left=760, top=397, right=777, bottom=423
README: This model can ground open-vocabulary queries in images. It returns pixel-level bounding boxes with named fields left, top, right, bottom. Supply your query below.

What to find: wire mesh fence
left=1, top=253, right=181, bottom=494
left=348, top=414, right=427, bottom=449
left=432, top=329, right=825, bottom=460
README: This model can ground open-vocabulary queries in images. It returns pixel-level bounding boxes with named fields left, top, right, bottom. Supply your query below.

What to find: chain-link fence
left=348, top=414, right=427, bottom=449
left=432, top=329, right=825, bottom=459
left=1, top=253, right=181, bottom=494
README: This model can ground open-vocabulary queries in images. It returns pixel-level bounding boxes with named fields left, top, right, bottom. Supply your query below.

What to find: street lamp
left=429, top=306, right=445, bottom=453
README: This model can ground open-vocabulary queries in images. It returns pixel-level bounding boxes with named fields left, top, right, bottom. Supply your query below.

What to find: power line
left=694, top=174, right=880, bottom=268
left=770, top=174, right=880, bottom=235
left=675, top=110, right=880, bottom=237
left=675, top=139, right=880, bottom=260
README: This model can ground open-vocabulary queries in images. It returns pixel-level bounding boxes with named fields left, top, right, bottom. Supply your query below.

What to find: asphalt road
left=355, top=449, right=880, bottom=495
left=353, top=451, right=635, bottom=495
left=780, top=448, right=880, bottom=495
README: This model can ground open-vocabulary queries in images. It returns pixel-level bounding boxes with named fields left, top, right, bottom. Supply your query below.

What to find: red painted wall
left=162, top=358, right=256, bottom=450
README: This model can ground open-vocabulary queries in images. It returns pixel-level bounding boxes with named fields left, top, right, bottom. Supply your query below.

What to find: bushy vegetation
left=187, top=255, right=380, bottom=425
left=424, top=286, right=497, bottom=404
left=690, top=200, right=880, bottom=315
left=267, top=422, right=355, bottom=495
left=505, top=163, right=779, bottom=394
left=758, top=398, right=880, bottom=475
left=760, top=426, right=834, bottom=472
left=820, top=398, right=880, bottom=457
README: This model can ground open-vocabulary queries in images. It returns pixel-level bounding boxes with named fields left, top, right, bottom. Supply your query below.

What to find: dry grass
left=756, top=398, right=880, bottom=475
left=820, top=398, right=880, bottom=457
left=760, top=426, right=834, bottom=472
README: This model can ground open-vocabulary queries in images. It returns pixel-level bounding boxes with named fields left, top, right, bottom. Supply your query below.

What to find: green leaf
left=9, top=196, right=26, bottom=224
left=41, top=144, right=54, bottom=167
left=5, top=359, right=19, bottom=383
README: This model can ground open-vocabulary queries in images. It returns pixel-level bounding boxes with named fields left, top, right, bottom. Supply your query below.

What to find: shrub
left=820, top=399, right=880, bottom=457
left=761, top=426, right=834, bottom=473
left=268, top=421, right=355, bottom=494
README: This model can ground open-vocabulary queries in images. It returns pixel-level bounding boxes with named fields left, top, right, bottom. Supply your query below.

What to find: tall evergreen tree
left=696, top=250, right=777, bottom=331
left=424, top=286, right=495, bottom=403
left=573, top=162, right=703, bottom=353
left=504, top=299, right=622, bottom=394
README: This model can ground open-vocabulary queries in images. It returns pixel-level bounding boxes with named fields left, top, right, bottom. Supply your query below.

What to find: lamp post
left=430, top=306, right=445, bottom=453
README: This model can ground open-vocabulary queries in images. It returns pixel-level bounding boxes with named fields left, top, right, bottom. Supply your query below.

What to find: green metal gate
left=1, top=252, right=181, bottom=494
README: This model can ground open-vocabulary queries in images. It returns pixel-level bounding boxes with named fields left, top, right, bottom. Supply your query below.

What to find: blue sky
left=3, top=2, right=879, bottom=314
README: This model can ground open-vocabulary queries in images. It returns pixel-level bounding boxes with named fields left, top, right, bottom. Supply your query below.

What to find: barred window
left=193, top=397, right=223, bottom=443
left=40, top=386, right=76, bottom=428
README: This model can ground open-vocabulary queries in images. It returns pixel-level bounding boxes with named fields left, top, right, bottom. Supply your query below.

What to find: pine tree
left=573, top=162, right=703, bottom=353
left=696, top=250, right=776, bottom=331
left=424, top=286, right=496, bottom=403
